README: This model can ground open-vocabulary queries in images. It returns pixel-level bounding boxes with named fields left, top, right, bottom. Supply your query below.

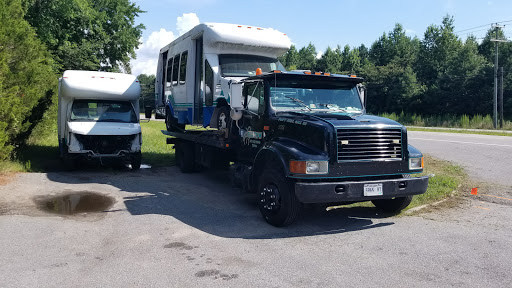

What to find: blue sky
left=130, top=0, right=512, bottom=76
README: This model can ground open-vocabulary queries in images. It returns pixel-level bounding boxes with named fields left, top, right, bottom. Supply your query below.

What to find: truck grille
left=75, top=134, right=136, bottom=154
left=337, top=128, right=402, bottom=161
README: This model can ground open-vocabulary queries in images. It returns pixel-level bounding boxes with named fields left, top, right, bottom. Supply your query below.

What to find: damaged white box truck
left=58, top=70, right=142, bottom=169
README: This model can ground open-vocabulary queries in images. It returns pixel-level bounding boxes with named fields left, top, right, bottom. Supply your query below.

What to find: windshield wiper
left=283, top=96, right=311, bottom=111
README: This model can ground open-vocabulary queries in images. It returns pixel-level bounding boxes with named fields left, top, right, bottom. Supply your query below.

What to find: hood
left=317, top=113, right=402, bottom=128
left=68, top=121, right=141, bottom=136
left=276, top=112, right=402, bottom=128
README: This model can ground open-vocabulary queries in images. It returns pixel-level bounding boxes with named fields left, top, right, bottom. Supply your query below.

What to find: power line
left=454, top=20, right=512, bottom=34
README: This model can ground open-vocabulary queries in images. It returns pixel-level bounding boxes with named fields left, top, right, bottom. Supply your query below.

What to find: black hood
left=309, top=113, right=402, bottom=128
left=276, top=111, right=402, bottom=128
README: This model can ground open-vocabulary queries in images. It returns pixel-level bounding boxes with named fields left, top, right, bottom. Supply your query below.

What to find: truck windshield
left=269, top=79, right=363, bottom=114
left=70, top=100, right=138, bottom=123
left=219, top=54, right=285, bottom=77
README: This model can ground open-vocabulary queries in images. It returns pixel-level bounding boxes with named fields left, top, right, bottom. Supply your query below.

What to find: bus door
left=193, top=35, right=203, bottom=125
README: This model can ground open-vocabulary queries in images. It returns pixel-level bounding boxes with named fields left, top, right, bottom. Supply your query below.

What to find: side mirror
left=358, top=85, right=367, bottom=108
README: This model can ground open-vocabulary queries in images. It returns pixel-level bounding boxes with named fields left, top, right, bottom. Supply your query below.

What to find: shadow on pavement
left=46, top=167, right=395, bottom=239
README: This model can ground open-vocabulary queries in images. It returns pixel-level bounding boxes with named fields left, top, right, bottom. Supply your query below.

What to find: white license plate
left=364, top=183, right=383, bottom=196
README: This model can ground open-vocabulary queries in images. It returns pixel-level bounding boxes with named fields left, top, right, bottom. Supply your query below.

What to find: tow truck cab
left=229, top=71, right=429, bottom=225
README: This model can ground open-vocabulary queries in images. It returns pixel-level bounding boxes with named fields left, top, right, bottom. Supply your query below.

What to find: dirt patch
left=0, top=173, right=17, bottom=186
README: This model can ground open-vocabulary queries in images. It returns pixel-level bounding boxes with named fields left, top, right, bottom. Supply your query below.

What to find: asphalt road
left=0, top=131, right=511, bottom=287
left=408, top=131, right=512, bottom=186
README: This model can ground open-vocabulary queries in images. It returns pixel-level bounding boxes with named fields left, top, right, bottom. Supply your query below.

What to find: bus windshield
left=269, top=79, right=363, bottom=114
left=70, top=100, right=138, bottom=123
left=219, top=54, right=285, bottom=77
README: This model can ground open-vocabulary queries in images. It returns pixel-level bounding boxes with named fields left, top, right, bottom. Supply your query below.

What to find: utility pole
left=500, top=67, right=504, bottom=128
left=490, top=24, right=506, bottom=129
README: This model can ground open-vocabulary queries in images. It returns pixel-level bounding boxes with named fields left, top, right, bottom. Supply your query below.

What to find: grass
left=6, top=120, right=174, bottom=172
left=140, top=120, right=175, bottom=167
left=332, top=155, right=466, bottom=211
left=407, top=127, right=512, bottom=137
left=4, top=118, right=465, bottom=213
left=380, top=112, right=512, bottom=131
left=408, top=155, right=465, bottom=208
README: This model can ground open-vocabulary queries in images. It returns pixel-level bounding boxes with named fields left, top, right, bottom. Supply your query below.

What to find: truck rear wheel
left=372, top=196, right=413, bottom=213
left=258, top=169, right=301, bottom=227
left=177, top=142, right=195, bottom=173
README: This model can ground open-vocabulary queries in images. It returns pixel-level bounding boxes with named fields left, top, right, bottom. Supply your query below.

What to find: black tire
left=216, top=106, right=230, bottom=131
left=131, top=152, right=142, bottom=170
left=144, top=107, right=152, bottom=119
left=372, top=196, right=413, bottom=213
left=166, top=109, right=185, bottom=132
left=177, top=142, right=195, bottom=173
left=257, top=168, right=301, bottom=227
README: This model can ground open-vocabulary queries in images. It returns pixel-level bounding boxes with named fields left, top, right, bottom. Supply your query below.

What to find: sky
left=130, top=0, right=512, bottom=76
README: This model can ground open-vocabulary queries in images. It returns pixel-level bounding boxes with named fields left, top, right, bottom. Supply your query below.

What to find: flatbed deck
left=162, top=129, right=230, bottom=149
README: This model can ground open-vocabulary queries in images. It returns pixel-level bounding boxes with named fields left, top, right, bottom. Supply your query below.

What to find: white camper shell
left=58, top=70, right=142, bottom=169
left=155, top=23, right=291, bottom=130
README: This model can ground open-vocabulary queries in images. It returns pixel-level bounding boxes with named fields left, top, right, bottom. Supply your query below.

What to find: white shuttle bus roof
left=160, top=23, right=291, bottom=58
left=60, top=70, right=141, bottom=101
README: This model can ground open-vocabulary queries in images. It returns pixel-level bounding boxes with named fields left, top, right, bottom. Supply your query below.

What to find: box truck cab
left=154, top=23, right=291, bottom=131
left=58, top=70, right=142, bottom=169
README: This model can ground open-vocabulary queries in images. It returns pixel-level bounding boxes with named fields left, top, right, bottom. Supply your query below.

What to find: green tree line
left=279, top=16, right=511, bottom=119
left=0, top=0, right=143, bottom=161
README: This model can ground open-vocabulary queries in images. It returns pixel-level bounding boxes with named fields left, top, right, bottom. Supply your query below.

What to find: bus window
left=172, top=54, right=179, bottom=86
left=179, top=51, right=188, bottom=85
left=166, top=58, right=173, bottom=88
left=205, top=60, right=213, bottom=106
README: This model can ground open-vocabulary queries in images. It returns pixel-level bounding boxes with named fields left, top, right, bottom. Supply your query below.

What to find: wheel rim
left=218, top=112, right=227, bottom=129
left=260, top=183, right=281, bottom=212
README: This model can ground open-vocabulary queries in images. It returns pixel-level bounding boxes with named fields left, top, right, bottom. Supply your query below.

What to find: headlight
left=290, top=160, right=328, bottom=174
left=409, top=157, right=424, bottom=170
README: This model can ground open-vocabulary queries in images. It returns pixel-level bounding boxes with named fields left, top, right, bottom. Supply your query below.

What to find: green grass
left=407, top=127, right=512, bottom=137
left=380, top=112, right=512, bottom=131
left=4, top=118, right=465, bottom=213
left=5, top=120, right=174, bottom=172
left=330, top=155, right=465, bottom=211
left=140, top=120, right=175, bottom=167
left=408, top=155, right=465, bottom=208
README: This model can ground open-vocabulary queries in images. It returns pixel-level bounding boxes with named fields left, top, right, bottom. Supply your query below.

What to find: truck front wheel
left=258, top=169, right=301, bottom=227
left=372, top=196, right=413, bottom=213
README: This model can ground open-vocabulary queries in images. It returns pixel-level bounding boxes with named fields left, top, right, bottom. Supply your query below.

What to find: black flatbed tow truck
left=163, top=71, right=429, bottom=226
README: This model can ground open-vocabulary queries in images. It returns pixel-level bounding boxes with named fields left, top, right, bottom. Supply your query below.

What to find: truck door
left=239, top=81, right=266, bottom=161
left=193, top=36, right=203, bottom=125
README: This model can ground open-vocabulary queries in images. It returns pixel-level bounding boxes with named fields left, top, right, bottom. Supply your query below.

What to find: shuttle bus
left=155, top=23, right=291, bottom=131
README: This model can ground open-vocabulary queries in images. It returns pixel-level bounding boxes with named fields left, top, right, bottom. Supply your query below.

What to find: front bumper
left=294, top=176, right=429, bottom=203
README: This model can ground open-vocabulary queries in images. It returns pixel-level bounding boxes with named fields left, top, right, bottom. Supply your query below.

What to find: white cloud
left=131, top=28, right=175, bottom=76
left=316, top=51, right=323, bottom=59
left=176, top=13, right=200, bottom=36
left=131, top=13, right=201, bottom=76
left=405, top=28, right=417, bottom=36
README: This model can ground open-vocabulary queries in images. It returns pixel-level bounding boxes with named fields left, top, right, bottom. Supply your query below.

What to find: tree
left=315, top=46, right=342, bottom=73
left=279, top=45, right=299, bottom=70
left=137, top=74, right=156, bottom=110
left=23, top=0, right=145, bottom=72
left=415, top=16, right=487, bottom=115
left=297, top=43, right=317, bottom=71
left=0, top=0, right=57, bottom=160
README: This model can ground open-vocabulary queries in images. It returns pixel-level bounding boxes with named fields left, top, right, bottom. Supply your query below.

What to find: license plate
left=364, top=183, right=383, bottom=196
